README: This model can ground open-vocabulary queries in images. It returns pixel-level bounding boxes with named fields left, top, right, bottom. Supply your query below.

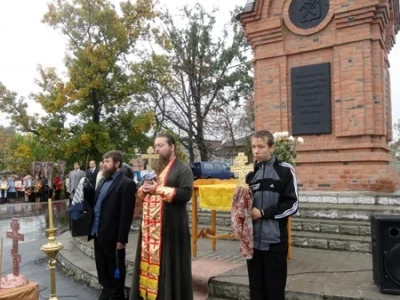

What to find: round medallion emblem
left=289, top=0, right=330, bottom=30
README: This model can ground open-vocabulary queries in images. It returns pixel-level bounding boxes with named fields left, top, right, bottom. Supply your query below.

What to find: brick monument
left=238, top=0, right=400, bottom=192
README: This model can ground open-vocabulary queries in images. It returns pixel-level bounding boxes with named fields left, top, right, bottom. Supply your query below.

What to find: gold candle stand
left=40, top=198, right=64, bottom=300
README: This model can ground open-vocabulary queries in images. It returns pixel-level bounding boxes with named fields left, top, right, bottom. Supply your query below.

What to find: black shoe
left=109, top=295, right=125, bottom=300
left=98, top=294, right=109, bottom=300
left=109, top=288, right=125, bottom=300
left=98, top=289, right=112, bottom=300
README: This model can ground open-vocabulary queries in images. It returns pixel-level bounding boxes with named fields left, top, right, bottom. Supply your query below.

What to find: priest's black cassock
left=129, top=158, right=194, bottom=300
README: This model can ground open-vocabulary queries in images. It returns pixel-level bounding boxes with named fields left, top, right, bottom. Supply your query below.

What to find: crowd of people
left=68, top=131, right=299, bottom=300
left=0, top=161, right=109, bottom=204
left=0, top=171, right=74, bottom=203
left=0, top=174, right=58, bottom=203
left=1, top=130, right=299, bottom=300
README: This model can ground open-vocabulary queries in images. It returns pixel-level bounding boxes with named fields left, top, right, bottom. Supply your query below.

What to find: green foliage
left=272, top=132, right=304, bottom=166
left=0, top=0, right=157, bottom=165
left=136, top=3, right=253, bottom=162
left=0, top=126, right=16, bottom=171
left=0, top=126, right=54, bottom=175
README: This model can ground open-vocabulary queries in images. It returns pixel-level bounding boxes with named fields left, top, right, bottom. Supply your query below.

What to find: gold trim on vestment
left=138, top=158, right=176, bottom=299
left=137, top=188, right=146, bottom=201
left=155, top=186, right=176, bottom=203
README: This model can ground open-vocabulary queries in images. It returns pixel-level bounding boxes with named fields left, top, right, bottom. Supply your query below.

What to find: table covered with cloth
left=0, top=282, right=39, bottom=300
left=192, top=180, right=292, bottom=259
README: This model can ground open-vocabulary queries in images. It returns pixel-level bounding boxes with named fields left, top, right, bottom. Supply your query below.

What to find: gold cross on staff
left=230, top=152, right=253, bottom=186
left=141, top=146, right=159, bottom=171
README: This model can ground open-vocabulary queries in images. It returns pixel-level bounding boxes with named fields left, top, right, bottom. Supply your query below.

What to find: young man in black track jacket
left=245, top=130, right=299, bottom=300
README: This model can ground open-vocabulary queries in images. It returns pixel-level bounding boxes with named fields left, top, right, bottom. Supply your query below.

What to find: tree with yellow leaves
left=0, top=0, right=156, bottom=164
left=0, top=126, right=54, bottom=175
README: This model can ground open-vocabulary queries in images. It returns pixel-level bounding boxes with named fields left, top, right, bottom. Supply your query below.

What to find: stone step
left=190, top=192, right=400, bottom=207
left=292, top=230, right=370, bottom=252
left=292, top=218, right=371, bottom=236
left=190, top=212, right=372, bottom=236
left=191, top=224, right=371, bottom=252
left=72, top=234, right=136, bottom=273
left=189, top=202, right=400, bottom=223
left=295, top=203, right=400, bottom=220
left=57, top=232, right=213, bottom=299
left=57, top=233, right=132, bottom=297
left=293, top=192, right=400, bottom=206
left=208, top=270, right=393, bottom=300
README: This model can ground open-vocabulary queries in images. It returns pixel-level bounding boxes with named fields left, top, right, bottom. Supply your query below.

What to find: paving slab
left=208, top=249, right=397, bottom=300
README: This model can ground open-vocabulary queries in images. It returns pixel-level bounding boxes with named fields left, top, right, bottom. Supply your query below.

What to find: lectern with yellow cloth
left=191, top=152, right=292, bottom=260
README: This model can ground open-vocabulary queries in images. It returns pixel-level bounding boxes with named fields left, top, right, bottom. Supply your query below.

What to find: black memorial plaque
left=291, top=62, right=331, bottom=135
left=289, top=0, right=330, bottom=30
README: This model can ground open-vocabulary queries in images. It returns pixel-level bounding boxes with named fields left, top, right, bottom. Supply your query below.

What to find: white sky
left=0, top=0, right=399, bottom=136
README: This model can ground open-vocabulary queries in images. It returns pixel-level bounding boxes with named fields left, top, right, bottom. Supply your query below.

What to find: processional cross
left=230, top=152, right=254, bottom=186
left=6, top=218, right=24, bottom=276
left=141, top=146, right=159, bottom=171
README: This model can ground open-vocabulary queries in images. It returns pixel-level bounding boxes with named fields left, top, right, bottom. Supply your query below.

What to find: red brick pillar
left=239, top=0, right=400, bottom=192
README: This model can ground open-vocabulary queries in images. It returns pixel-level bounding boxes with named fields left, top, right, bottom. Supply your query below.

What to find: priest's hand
left=142, top=180, right=158, bottom=194
left=251, top=208, right=262, bottom=220
left=117, top=242, right=125, bottom=249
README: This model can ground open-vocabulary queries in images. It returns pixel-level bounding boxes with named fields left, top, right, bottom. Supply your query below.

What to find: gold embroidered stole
left=139, top=159, right=175, bottom=300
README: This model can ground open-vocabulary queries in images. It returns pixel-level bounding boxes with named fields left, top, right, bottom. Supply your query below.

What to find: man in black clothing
left=245, top=130, right=299, bottom=300
left=86, top=160, right=99, bottom=188
left=88, top=151, right=136, bottom=300
left=129, top=134, right=194, bottom=300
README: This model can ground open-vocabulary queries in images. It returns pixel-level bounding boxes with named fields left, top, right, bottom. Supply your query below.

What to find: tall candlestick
left=48, top=198, right=54, bottom=229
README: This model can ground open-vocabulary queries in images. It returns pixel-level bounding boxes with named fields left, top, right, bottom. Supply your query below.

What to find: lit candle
left=48, top=198, right=54, bottom=229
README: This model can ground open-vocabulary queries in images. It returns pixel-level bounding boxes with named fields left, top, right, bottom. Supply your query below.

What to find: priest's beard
left=153, top=152, right=173, bottom=175
left=103, top=164, right=118, bottom=178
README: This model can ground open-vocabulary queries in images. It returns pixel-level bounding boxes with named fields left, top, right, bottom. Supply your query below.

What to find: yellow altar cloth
left=194, top=179, right=238, bottom=186
left=191, top=178, right=292, bottom=260
left=198, top=184, right=237, bottom=212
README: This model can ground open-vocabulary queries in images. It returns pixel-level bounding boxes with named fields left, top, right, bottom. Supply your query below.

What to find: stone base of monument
left=0, top=274, right=29, bottom=289
left=188, top=191, right=400, bottom=253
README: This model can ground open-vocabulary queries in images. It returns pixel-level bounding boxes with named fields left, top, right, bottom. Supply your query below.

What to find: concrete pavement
left=56, top=231, right=397, bottom=300
left=2, top=236, right=99, bottom=300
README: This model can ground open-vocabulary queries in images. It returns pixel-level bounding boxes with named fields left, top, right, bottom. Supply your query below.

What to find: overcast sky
left=0, top=0, right=399, bottom=136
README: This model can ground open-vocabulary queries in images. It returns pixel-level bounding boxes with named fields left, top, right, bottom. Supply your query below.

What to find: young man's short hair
left=251, top=130, right=274, bottom=147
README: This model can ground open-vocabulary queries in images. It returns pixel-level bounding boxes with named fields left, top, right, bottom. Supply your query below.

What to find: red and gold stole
left=138, top=158, right=176, bottom=300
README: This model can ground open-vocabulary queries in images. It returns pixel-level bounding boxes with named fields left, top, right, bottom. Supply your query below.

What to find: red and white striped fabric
left=231, top=186, right=254, bottom=260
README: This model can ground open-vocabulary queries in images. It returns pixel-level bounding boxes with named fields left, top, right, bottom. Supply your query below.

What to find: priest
left=129, top=133, right=194, bottom=300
